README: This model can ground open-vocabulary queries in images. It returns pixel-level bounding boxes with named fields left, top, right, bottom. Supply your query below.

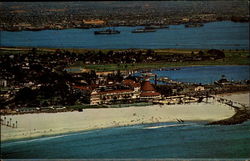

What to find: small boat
left=131, top=28, right=156, bottom=33
left=94, top=28, right=120, bottom=35
left=214, top=75, right=231, bottom=85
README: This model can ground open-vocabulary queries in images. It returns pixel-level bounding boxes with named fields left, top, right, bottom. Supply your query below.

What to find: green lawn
left=1, top=47, right=249, bottom=72
left=84, top=57, right=250, bottom=72
left=71, top=49, right=250, bottom=71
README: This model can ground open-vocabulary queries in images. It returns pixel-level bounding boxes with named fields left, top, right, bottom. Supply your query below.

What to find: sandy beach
left=216, top=91, right=250, bottom=107
left=1, top=96, right=239, bottom=142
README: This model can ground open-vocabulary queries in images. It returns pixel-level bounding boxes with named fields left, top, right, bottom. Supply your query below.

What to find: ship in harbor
left=131, top=28, right=156, bottom=33
left=94, top=28, right=120, bottom=35
left=145, top=25, right=169, bottom=29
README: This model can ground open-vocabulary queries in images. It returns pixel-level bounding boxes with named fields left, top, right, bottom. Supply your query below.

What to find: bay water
left=1, top=21, right=249, bottom=49
left=150, top=65, right=250, bottom=84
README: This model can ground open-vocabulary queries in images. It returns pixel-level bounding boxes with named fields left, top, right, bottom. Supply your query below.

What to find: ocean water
left=0, top=21, right=249, bottom=49
left=1, top=121, right=250, bottom=159
left=134, top=65, right=250, bottom=84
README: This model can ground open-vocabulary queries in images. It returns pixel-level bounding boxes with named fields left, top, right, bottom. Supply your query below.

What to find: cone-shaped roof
left=141, top=81, right=155, bottom=92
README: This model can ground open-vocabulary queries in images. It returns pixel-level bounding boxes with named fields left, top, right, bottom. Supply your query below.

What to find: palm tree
left=4, top=117, right=6, bottom=125
left=10, top=118, right=12, bottom=126
left=7, top=121, right=9, bottom=126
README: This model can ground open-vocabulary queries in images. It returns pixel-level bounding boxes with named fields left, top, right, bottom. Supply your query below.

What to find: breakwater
left=208, top=96, right=250, bottom=125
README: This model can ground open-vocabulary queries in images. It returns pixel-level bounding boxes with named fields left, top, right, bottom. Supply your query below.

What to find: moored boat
left=145, top=25, right=169, bottom=29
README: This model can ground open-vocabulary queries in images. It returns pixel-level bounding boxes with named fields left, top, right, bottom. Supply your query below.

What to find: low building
left=90, top=89, right=140, bottom=105
left=83, top=19, right=105, bottom=25
left=0, top=79, right=7, bottom=87
left=76, top=78, right=161, bottom=105
left=195, top=86, right=205, bottom=91
left=121, top=79, right=141, bottom=92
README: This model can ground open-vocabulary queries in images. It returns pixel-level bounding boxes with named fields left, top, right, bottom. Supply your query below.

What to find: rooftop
left=141, top=81, right=155, bottom=92
left=122, top=79, right=141, bottom=88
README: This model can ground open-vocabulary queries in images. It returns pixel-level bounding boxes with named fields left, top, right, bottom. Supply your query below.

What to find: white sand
left=1, top=99, right=235, bottom=142
left=216, top=92, right=250, bottom=107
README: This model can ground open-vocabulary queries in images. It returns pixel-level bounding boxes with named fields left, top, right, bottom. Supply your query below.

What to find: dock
left=157, top=77, right=182, bottom=84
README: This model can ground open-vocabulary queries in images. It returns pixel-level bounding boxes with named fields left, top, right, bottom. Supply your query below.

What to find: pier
left=157, top=77, right=183, bottom=84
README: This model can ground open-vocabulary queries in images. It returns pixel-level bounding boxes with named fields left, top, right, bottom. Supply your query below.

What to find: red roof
left=93, top=89, right=134, bottom=95
left=122, top=79, right=141, bottom=87
left=140, top=92, right=161, bottom=97
left=73, top=86, right=91, bottom=90
left=141, top=81, right=155, bottom=91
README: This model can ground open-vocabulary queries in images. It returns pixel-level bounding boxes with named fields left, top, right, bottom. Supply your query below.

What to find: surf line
left=143, top=123, right=192, bottom=129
